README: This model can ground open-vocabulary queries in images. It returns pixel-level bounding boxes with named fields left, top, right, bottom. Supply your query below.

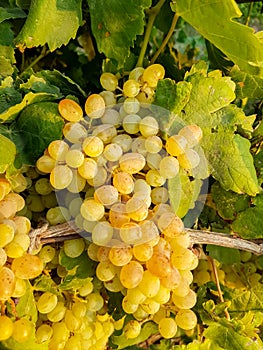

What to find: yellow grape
left=0, top=179, right=11, bottom=201
left=172, top=289, right=197, bottom=309
left=5, top=193, right=25, bottom=212
left=65, top=149, right=84, bottom=168
left=112, top=134, right=132, bottom=152
left=35, top=324, right=53, bottom=343
left=100, top=90, right=117, bottom=106
left=166, top=134, right=188, bottom=157
left=109, top=244, right=133, bottom=266
left=151, top=187, right=169, bottom=205
left=119, top=222, right=142, bottom=245
left=125, top=197, right=148, bottom=222
left=0, top=247, right=7, bottom=267
left=50, top=165, right=73, bottom=189
left=122, top=114, right=141, bottom=134
left=92, top=124, right=117, bottom=143
left=159, top=156, right=180, bottom=179
left=77, top=157, right=98, bottom=180
left=37, top=292, right=58, bottom=314
left=48, top=140, right=69, bottom=161
left=85, top=94, right=105, bottom=119
left=123, top=97, right=140, bottom=114
left=175, top=309, right=197, bottom=330
left=58, top=98, right=83, bottom=122
left=100, top=72, right=118, bottom=91
left=113, top=171, right=134, bottom=194
left=141, top=298, right=160, bottom=314
left=0, top=222, right=15, bottom=247
left=119, top=260, right=144, bottom=289
left=47, top=302, right=67, bottom=323
left=160, top=266, right=181, bottom=290
left=142, top=64, right=165, bottom=87
left=171, top=246, right=196, bottom=270
left=178, top=124, right=203, bottom=147
left=158, top=212, right=184, bottom=238
left=138, top=270, right=160, bottom=298
left=133, top=242, right=153, bottom=262
left=96, top=261, right=117, bottom=282
left=85, top=292, right=104, bottom=312
left=109, top=202, right=130, bottom=228
left=139, top=116, right=159, bottom=137
left=0, top=266, right=15, bottom=300
left=177, top=149, right=200, bottom=170
left=92, top=221, right=114, bottom=246
left=145, top=169, right=166, bottom=187
left=126, top=286, right=146, bottom=304
left=67, top=170, right=86, bottom=193
left=94, top=185, right=119, bottom=206
left=146, top=252, right=172, bottom=278
left=103, top=143, right=123, bottom=161
left=12, top=318, right=33, bottom=343
left=11, top=253, right=44, bottom=279
left=81, top=198, right=105, bottom=221
left=123, top=320, right=141, bottom=339
left=123, top=79, right=141, bottom=98
left=158, top=317, right=177, bottom=339
left=82, top=136, right=104, bottom=157
left=12, top=277, right=27, bottom=298
left=0, top=198, right=17, bottom=220
left=122, top=296, right=138, bottom=314
left=0, top=315, right=14, bottom=341
left=153, top=285, right=171, bottom=304
left=63, top=122, right=87, bottom=143
left=36, top=155, right=56, bottom=173
left=129, top=67, right=144, bottom=81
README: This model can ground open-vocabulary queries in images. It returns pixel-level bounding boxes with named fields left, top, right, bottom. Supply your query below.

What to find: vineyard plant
left=1, top=0, right=263, bottom=349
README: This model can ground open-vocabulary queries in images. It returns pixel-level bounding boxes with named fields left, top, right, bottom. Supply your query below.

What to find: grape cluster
left=32, top=63, right=204, bottom=343
left=0, top=177, right=44, bottom=343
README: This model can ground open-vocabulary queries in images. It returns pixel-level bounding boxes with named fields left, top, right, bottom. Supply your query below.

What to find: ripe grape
left=12, top=318, right=33, bottom=343
left=119, top=152, right=146, bottom=174
left=178, top=124, right=203, bottom=147
left=92, top=124, right=117, bottom=143
left=158, top=212, right=184, bottom=238
left=50, top=165, right=73, bottom=190
left=109, top=244, right=133, bottom=266
left=0, top=266, right=15, bottom=299
left=145, top=169, right=166, bottom=187
left=78, top=157, right=98, bottom=180
left=94, top=185, right=119, bottom=206
left=159, top=156, right=180, bottom=179
left=123, top=79, right=141, bottom=98
left=92, top=221, right=114, bottom=246
left=47, top=301, right=67, bottom=323
left=172, top=289, right=197, bottom=309
left=126, top=286, right=146, bottom=304
left=138, top=270, right=160, bottom=298
left=122, top=296, right=138, bottom=314
left=151, top=187, right=169, bottom=205
left=142, top=64, right=165, bottom=87
left=63, top=121, right=87, bottom=143
left=64, top=309, right=82, bottom=332
left=145, top=135, right=163, bottom=153
left=113, top=172, right=134, bottom=194
left=11, top=253, right=44, bottom=279
left=35, top=324, right=53, bottom=343
left=85, top=94, right=105, bottom=119
left=46, top=206, right=71, bottom=225
left=133, top=242, right=153, bottom=262
left=85, top=292, right=104, bottom=312
left=175, top=309, right=197, bottom=330
left=0, top=247, right=7, bottom=267
left=82, top=136, right=104, bottom=157
left=109, top=202, right=130, bottom=228
left=101, top=108, right=121, bottom=126
left=139, top=116, right=159, bottom=137
left=123, top=320, right=141, bottom=339
left=0, top=315, right=14, bottom=341
left=100, top=72, right=118, bottom=91
left=158, top=317, right=177, bottom=339
left=166, top=134, right=188, bottom=156
left=119, top=260, right=144, bottom=289
left=65, top=149, right=85, bottom=168
left=123, top=97, right=140, bottom=114
left=37, top=292, right=58, bottom=314
left=58, top=98, right=83, bottom=122
left=100, top=90, right=116, bottom=106
left=81, top=198, right=105, bottom=221
left=63, top=238, right=85, bottom=258
left=177, top=148, right=200, bottom=169
left=141, top=298, right=160, bottom=314
left=119, top=222, right=142, bottom=245
left=122, top=114, right=141, bottom=134
left=112, top=134, right=132, bottom=152
left=0, top=222, right=15, bottom=247
left=48, top=140, right=69, bottom=161
left=125, top=197, right=148, bottom=222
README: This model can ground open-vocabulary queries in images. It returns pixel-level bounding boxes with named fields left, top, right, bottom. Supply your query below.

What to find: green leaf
left=111, top=321, right=158, bottom=349
left=87, top=0, right=151, bottom=67
left=175, top=0, right=263, bottom=77
left=0, top=91, right=59, bottom=122
left=231, top=194, right=263, bottom=239
left=16, top=280, right=38, bottom=322
left=0, top=134, right=16, bottom=173
left=203, top=319, right=263, bottom=350
left=206, top=245, right=240, bottom=264
left=15, top=0, right=82, bottom=51
left=9, top=101, right=64, bottom=165
left=168, top=170, right=202, bottom=219
left=33, top=275, right=60, bottom=294
left=0, top=6, right=26, bottom=22
left=228, top=283, right=263, bottom=313
left=211, top=182, right=250, bottom=220
left=0, top=87, right=22, bottom=114
left=230, top=65, right=263, bottom=99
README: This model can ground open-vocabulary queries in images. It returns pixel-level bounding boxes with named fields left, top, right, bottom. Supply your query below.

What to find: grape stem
left=136, top=0, right=166, bottom=67
left=150, top=12, right=179, bottom=65
left=28, top=221, right=263, bottom=255
left=207, top=256, right=231, bottom=321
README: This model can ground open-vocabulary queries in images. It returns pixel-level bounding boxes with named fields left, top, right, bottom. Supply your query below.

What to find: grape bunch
left=0, top=177, right=44, bottom=343
left=32, top=63, right=203, bottom=343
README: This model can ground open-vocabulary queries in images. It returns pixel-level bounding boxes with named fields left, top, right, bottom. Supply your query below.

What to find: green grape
left=100, top=90, right=116, bottom=106
left=138, top=270, right=160, bottom=298
left=178, top=124, right=203, bottom=148
left=129, top=67, right=144, bottom=81
left=58, top=98, right=83, bottom=122
left=119, top=152, right=146, bottom=174
left=151, top=187, right=169, bottom=205
left=50, top=165, right=73, bottom=190
left=119, top=222, right=142, bottom=245
left=178, top=149, right=200, bottom=169
left=103, top=143, right=123, bottom=161
left=63, top=121, right=87, bottom=144
left=159, top=156, right=180, bottom=179
left=124, top=320, right=141, bottom=339
left=0, top=247, right=7, bottom=267
left=94, top=185, right=119, bottom=206
left=113, top=172, right=134, bottom=195
left=86, top=292, right=104, bottom=312
left=145, top=169, right=166, bottom=187
left=87, top=166, right=107, bottom=187
left=123, top=97, right=140, bottom=114
left=36, top=155, right=56, bottom=173
left=101, top=108, right=121, bottom=126
left=122, top=114, right=141, bottom=134
left=37, top=291, right=58, bottom=314
left=56, top=265, right=67, bottom=278
left=0, top=266, right=15, bottom=299
left=142, top=64, right=165, bottom=87
left=46, top=301, right=67, bottom=323
left=158, top=317, right=177, bottom=339
left=100, top=72, right=118, bottom=91
left=112, top=134, right=132, bottom=152
left=109, top=202, right=130, bottom=228
left=11, top=253, right=44, bottom=279
left=133, top=305, right=149, bottom=320
left=35, top=323, right=53, bottom=343
left=166, top=134, right=188, bottom=157
left=158, top=212, right=184, bottom=238
left=41, top=192, right=57, bottom=208
left=109, top=244, right=133, bottom=266
left=34, top=178, right=53, bottom=195
left=64, top=238, right=85, bottom=258
left=85, top=93, right=105, bottom=119
left=146, top=152, right=162, bottom=170
left=68, top=197, right=82, bottom=217
left=0, top=222, right=15, bottom=247
left=64, top=309, right=82, bottom=332
left=240, top=251, right=252, bottom=263
left=139, top=116, right=159, bottom=137
left=9, top=173, right=28, bottom=193
left=46, top=206, right=71, bottom=225
left=92, top=221, right=114, bottom=246
left=175, top=309, right=197, bottom=330
left=71, top=301, right=87, bottom=318
left=81, top=198, right=105, bottom=221
left=92, top=124, right=117, bottom=143
left=82, top=136, right=104, bottom=157
left=125, top=197, right=148, bottom=222
left=131, top=136, right=147, bottom=156
left=145, top=135, right=163, bottom=153
left=51, top=321, right=70, bottom=342
left=12, top=318, right=33, bottom=343
left=120, top=260, right=144, bottom=289
left=25, top=194, right=45, bottom=212
left=65, top=149, right=85, bottom=168
left=141, top=298, right=160, bottom=314
left=96, top=261, right=117, bottom=281
left=123, top=79, right=141, bottom=98
left=0, top=315, right=14, bottom=341
left=78, top=157, right=98, bottom=180
left=122, top=296, right=138, bottom=314
left=172, top=289, right=197, bottom=309
left=133, top=242, right=153, bottom=262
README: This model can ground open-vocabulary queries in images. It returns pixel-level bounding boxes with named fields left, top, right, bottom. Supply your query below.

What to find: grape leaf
left=8, top=101, right=64, bottom=165
left=111, top=321, right=158, bottom=349
left=0, top=87, right=22, bottom=114
left=204, top=319, right=263, bottom=350
left=227, top=283, right=263, bottom=313
left=230, top=66, right=263, bottom=99
left=175, top=0, right=263, bottom=77
left=0, top=6, right=26, bottom=22
left=16, top=281, right=38, bottom=322
left=15, top=0, right=82, bottom=52
left=0, top=22, right=15, bottom=79
left=231, top=194, right=263, bottom=239
left=0, top=134, right=16, bottom=173
left=33, top=275, right=60, bottom=294
left=87, top=0, right=151, bottom=67
left=206, top=245, right=240, bottom=264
